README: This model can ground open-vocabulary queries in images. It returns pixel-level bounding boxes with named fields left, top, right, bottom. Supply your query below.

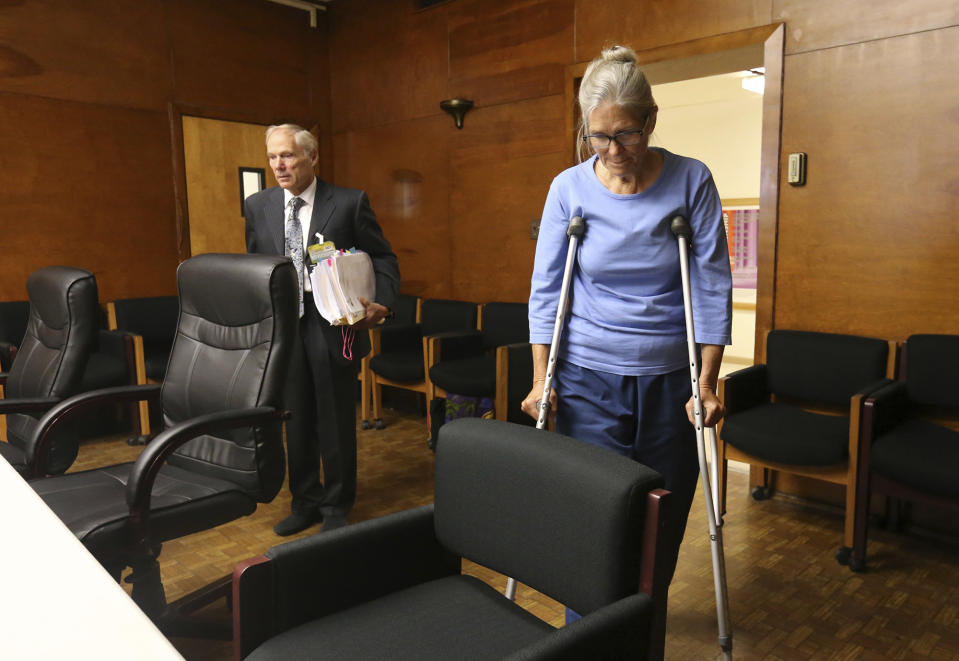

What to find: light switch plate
left=787, top=152, right=806, bottom=185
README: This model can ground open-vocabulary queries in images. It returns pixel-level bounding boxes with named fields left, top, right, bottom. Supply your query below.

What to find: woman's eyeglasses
left=582, top=128, right=645, bottom=150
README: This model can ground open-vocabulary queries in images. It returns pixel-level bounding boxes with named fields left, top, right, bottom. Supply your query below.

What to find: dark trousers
left=554, top=361, right=699, bottom=587
left=285, top=303, right=359, bottom=517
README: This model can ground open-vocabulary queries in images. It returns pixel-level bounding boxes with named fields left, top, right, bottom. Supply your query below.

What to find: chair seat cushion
left=248, top=575, right=553, bottom=661
left=722, top=402, right=850, bottom=466
left=430, top=355, right=495, bottom=398
left=31, top=462, right=255, bottom=560
left=0, top=441, right=28, bottom=476
left=871, top=418, right=959, bottom=498
left=370, top=352, right=423, bottom=383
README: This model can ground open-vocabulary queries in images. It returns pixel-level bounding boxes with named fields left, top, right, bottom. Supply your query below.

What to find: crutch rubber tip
left=670, top=215, right=692, bottom=240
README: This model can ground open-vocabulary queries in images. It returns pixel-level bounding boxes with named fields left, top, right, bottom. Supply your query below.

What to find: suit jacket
left=244, top=178, right=400, bottom=365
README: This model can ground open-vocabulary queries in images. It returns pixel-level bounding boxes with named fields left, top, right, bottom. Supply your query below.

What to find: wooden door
left=182, top=116, right=277, bottom=255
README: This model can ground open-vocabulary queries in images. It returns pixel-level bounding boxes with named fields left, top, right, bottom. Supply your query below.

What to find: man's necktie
left=285, top=196, right=306, bottom=317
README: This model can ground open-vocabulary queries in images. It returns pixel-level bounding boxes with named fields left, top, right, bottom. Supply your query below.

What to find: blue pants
left=555, top=361, right=699, bottom=622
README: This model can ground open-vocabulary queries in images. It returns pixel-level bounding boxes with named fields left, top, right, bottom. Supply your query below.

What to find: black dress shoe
left=273, top=510, right=323, bottom=536
left=321, top=514, right=349, bottom=532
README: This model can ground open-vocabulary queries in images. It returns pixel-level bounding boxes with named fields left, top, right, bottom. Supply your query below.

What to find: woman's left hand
left=685, top=386, right=725, bottom=427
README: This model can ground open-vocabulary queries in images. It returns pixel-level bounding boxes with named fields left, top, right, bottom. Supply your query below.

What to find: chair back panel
left=111, top=295, right=179, bottom=355
left=904, top=334, right=959, bottom=410
left=164, top=254, right=297, bottom=502
left=4, top=267, right=98, bottom=471
left=480, top=302, right=529, bottom=350
left=766, top=330, right=889, bottom=406
left=420, top=299, right=476, bottom=337
left=391, top=294, right=419, bottom=325
left=434, top=418, right=663, bottom=616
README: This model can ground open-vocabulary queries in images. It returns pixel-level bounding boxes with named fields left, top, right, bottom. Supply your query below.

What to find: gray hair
left=577, top=45, right=655, bottom=161
left=266, top=123, right=319, bottom=158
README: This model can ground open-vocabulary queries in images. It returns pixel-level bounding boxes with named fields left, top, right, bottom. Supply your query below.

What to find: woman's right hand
left=521, top=379, right=557, bottom=423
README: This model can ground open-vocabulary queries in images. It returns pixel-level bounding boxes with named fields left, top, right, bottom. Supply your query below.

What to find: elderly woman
left=523, top=45, right=732, bottom=602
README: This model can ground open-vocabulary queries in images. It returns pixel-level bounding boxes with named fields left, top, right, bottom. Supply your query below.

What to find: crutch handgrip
left=670, top=215, right=692, bottom=241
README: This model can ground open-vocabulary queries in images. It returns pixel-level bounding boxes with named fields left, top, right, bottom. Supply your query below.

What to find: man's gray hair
left=266, top=123, right=319, bottom=157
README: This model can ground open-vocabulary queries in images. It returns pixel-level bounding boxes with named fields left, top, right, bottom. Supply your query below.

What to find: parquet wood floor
left=65, top=407, right=959, bottom=660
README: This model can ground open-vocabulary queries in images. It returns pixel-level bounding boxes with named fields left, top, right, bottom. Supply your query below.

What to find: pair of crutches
left=510, top=215, right=732, bottom=659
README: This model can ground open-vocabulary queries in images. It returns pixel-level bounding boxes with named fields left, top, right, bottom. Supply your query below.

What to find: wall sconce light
left=440, top=99, right=474, bottom=129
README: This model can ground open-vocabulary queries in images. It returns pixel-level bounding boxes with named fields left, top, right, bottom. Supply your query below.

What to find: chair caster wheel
left=373, top=418, right=385, bottom=430
left=751, top=486, right=770, bottom=501
left=360, top=420, right=372, bottom=430
left=127, top=435, right=149, bottom=446
left=836, top=546, right=851, bottom=565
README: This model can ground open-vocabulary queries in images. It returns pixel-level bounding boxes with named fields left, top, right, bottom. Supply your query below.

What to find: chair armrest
left=505, top=592, right=655, bottom=661
left=719, top=364, right=768, bottom=414
left=96, top=328, right=132, bottom=360
left=496, top=342, right=533, bottom=424
left=429, top=330, right=484, bottom=363
left=234, top=505, right=459, bottom=656
left=862, top=380, right=909, bottom=439
left=0, top=395, right=59, bottom=415
left=126, top=406, right=289, bottom=510
left=27, top=384, right=162, bottom=475
left=373, top=322, right=423, bottom=353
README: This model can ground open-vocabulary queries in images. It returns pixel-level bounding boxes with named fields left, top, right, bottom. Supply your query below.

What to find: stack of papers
left=310, top=251, right=375, bottom=326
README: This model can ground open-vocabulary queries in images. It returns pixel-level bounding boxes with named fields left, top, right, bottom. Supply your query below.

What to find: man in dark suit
left=245, top=124, right=399, bottom=535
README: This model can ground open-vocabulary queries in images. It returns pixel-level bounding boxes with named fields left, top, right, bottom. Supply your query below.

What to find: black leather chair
left=369, top=298, right=478, bottom=431
left=0, top=267, right=98, bottom=478
left=107, top=295, right=179, bottom=442
left=717, top=329, right=895, bottom=564
left=359, top=293, right=419, bottom=429
left=0, top=299, right=30, bottom=371
left=427, top=301, right=533, bottom=426
left=234, top=418, right=671, bottom=661
left=850, top=334, right=959, bottom=571
left=29, top=253, right=296, bottom=627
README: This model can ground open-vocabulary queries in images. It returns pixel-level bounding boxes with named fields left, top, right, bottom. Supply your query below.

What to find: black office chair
left=427, top=301, right=533, bottom=428
left=234, top=418, right=671, bottom=661
left=29, top=253, right=296, bottom=628
left=107, top=295, right=179, bottom=442
left=369, top=298, right=477, bottom=431
left=717, top=329, right=895, bottom=564
left=0, top=299, right=30, bottom=372
left=851, top=334, right=959, bottom=571
left=0, top=267, right=98, bottom=478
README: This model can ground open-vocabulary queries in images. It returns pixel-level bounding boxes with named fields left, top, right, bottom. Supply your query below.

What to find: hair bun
left=602, top=44, right=637, bottom=64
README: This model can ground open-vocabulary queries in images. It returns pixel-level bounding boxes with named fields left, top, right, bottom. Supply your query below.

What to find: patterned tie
left=285, top=196, right=306, bottom=317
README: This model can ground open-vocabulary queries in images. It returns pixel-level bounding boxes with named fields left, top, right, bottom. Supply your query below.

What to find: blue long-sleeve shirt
left=529, top=149, right=732, bottom=376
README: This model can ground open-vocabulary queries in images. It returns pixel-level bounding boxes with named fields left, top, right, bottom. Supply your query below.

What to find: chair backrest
left=110, top=295, right=179, bottom=356
left=391, top=293, right=419, bottom=325
left=479, top=301, right=529, bottom=350
left=0, top=300, right=30, bottom=371
left=434, top=418, right=663, bottom=616
left=903, top=334, right=959, bottom=410
left=4, top=267, right=98, bottom=471
left=162, top=253, right=297, bottom=502
left=766, top=330, right=890, bottom=406
left=420, top=299, right=477, bottom=337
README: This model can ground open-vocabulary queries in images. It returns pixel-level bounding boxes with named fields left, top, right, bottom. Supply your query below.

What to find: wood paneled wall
left=0, top=0, right=331, bottom=304
left=327, top=0, right=959, bottom=342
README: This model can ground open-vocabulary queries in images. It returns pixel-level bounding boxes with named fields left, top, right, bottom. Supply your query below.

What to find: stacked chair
left=368, top=298, right=477, bottom=432
left=27, top=253, right=296, bottom=632
left=717, top=329, right=895, bottom=564
left=0, top=266, right=99, bottom=477
left=427, top=301, right=533, bottom=430
left=233, top=418, right=671, bottom=661
left=850, top=333, right=959, bottom=571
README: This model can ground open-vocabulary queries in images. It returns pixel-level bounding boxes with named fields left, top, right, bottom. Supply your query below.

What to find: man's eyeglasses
left=582, top=128, right=645, bottom=150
